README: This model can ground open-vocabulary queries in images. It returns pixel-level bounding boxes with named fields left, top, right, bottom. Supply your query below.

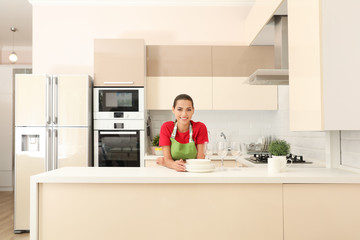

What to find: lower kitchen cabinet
left=146, top=76, right=212, bottom=110
left=37, top=183, right=283, bottom=240
left=283, top=184, right=360, bottom=240
left=212, top=77, right=277, bottom=110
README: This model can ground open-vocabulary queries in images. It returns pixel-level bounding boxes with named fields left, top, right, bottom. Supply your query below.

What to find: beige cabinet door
left=212, top=46, right=274, bottom=77
left=213, top=77, right=277, bottom=110
left=57, top=128, right=89, bottom=168
left=146, top=76, right=212, bottom=110
left=288, top=0, right=323, bottom=131
left=39, top=183, right=283, bottom=240
left=283, top=184, right=360, bottom=240
left=57, top=75, right=90, bottom=126
left=94, top=39, right=145, bottom=86
left=147, top=45, right=212, bottom=77
left=15, top=74, right=47, bottom=126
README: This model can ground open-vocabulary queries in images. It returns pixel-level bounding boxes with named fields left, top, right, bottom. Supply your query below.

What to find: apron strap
left=171, top=122, right=194, bottom=143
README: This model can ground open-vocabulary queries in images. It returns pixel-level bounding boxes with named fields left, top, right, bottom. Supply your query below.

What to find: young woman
left=156, top=94, right=208, bottom=171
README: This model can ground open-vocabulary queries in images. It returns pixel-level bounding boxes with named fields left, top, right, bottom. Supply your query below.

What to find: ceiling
left=0, top=0, right=32, bottom=48
left=0, top=0, right=261, bottom=48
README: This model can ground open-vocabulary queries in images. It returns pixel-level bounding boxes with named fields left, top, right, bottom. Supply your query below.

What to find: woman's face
left=172, top=99, right=194, bottom=125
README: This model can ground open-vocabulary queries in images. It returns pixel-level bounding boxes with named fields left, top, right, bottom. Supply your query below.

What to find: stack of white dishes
left=185, top=159, right=215, bottom=173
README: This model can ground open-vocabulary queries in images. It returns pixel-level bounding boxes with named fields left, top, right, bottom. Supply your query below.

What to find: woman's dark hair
left=173, top=94, right=194, bottom=108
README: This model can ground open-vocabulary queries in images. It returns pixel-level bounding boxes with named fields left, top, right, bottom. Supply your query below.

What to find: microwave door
left=99, top=89, right=139, bottom=112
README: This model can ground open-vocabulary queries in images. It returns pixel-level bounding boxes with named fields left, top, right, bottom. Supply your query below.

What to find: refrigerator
left=14, top=74, right=92, bottom=232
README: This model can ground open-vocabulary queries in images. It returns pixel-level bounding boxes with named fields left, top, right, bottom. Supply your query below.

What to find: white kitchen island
left=30, top=167, right=360, bottom=240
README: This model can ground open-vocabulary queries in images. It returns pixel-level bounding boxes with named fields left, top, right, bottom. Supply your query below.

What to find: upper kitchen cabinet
left=288, top=0, right=360, bottom=130
left=212, top=46, right=274, bottom=77
left=212, top=46, right=277, bottom=110
left=94, top=39, right=145, bottom=86
left=244, top=0, right=284, bottom=45
left=213, top=77, right=277, bottom=110
left=146, top=46, right=212, bottom=110
left=147, top=46, right=212, bottom=76
left=146, top=77, right=212, bottom=110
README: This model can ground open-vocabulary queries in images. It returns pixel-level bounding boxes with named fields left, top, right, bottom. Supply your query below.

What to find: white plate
left=186, top=168, right=215, bottom=173
left=185, top=164, right=215, bottom=170
left=186, top=159, right=211, bottom=165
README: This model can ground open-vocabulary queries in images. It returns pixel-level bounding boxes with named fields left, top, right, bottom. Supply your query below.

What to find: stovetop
left=246, top=153, right=312, bottom=164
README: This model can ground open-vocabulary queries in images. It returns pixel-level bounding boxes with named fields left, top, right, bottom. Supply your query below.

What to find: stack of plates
left=185, top=159, right=215, bottom=173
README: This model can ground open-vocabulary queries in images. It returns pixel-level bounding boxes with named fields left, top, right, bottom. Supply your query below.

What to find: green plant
left=152, top=135, right=160, bottom=147
left=268, top=139, right=290, bottom=156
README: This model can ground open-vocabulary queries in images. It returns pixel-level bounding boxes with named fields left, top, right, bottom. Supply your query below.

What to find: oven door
left=95, top=130, right=142, bottom=167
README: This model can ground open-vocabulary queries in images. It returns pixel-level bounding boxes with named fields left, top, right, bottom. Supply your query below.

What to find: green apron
left=170, top=122, right=198, bottom=160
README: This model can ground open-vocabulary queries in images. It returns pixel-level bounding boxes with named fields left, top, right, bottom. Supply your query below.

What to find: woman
left=156, top=94, right=208, bottom=171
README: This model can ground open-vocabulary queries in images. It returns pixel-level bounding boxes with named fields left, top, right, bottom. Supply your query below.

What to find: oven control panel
left=94, top=111, right=144, bottom=120
left=94, top=119, right=144, bottom=130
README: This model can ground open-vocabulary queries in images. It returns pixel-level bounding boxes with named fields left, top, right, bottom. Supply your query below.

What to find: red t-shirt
left=159, top=120, right=208, bottom=146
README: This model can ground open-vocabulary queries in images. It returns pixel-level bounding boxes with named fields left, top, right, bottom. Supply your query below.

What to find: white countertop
left=31, top=166, right=360, bottom=184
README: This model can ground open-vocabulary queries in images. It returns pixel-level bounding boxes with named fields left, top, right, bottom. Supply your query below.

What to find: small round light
left=9, top=52, right=18, bottom=64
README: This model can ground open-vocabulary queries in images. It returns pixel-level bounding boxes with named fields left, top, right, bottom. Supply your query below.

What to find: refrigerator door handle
left=53, top=76, right=58, bottom=125
left=46, top=129, right=52, bottom=171
left=46, top=76, right=52, bottom=125
left=53, top=129, right=58, bottom=169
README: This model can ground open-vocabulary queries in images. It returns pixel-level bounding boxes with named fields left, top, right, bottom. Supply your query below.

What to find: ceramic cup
left=268, top=156, right=291, bottom=174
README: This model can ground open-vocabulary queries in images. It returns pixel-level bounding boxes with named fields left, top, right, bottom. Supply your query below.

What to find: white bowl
left=186, top=159, right=211, bottom=165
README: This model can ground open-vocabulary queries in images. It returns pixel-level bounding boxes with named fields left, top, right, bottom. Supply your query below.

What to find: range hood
left=248, top=15, right=289, bottom=85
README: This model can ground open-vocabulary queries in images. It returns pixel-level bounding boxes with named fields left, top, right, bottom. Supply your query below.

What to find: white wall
left=341, top=131, right=360, bottom=168
left=32, top=5, right=251, bottom=74
left=149, top=86, right=327, bottom=162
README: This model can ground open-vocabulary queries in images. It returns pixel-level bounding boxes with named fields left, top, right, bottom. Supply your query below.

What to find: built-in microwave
left=94, top=87, right=144, bottom=120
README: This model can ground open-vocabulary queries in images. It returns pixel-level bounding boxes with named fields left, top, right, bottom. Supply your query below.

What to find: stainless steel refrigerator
left=14, top=74, right=92, bottom=232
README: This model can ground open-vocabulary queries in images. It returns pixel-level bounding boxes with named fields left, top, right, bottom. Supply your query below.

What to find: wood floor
left=0, top=192, right=29, bottom=240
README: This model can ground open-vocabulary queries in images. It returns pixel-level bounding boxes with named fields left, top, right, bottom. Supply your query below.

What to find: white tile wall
left=341, top=131, right=360, bottom=168
left=149, top=86, right=328, bottom=162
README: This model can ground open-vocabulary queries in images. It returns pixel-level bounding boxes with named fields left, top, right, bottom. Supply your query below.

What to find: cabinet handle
left=104, top=82, right=134, bottom=85
left=100, top=131, right=136, bottom=135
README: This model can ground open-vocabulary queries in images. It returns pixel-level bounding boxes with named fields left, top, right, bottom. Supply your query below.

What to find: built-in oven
left=93, top=87, right=144, bottom=120
left=94, top=119, right=144, bottom=167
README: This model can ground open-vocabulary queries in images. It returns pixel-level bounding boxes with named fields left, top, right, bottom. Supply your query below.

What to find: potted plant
left=151, top=135, right=163, bottom=156
left=268, top=139, right=290, bottom=158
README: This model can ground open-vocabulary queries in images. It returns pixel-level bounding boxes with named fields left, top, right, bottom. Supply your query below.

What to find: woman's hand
left=171, top=159, right=186, bottom=172
left=156, top=157, right=165, bottom=166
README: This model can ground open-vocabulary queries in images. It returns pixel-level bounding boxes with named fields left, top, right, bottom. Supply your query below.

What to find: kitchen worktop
left=31, top=166, right=360, bottom=184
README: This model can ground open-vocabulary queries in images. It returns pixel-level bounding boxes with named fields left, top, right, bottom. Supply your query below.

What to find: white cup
left=268, top=156, right=291, bottom=174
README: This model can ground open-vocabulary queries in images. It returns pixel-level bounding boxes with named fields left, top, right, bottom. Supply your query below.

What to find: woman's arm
left=196, top=143, right=206, bottom=159
left=156, top=145, right=186, bottom=172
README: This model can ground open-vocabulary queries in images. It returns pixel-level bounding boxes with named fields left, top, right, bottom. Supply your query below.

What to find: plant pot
left=151, top=146, right=163, bottom=156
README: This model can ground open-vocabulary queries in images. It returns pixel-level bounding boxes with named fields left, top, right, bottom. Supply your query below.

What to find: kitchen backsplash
left=341, top=131, right=360, bottom=168
left=149, top=86, right=327, bottom=162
